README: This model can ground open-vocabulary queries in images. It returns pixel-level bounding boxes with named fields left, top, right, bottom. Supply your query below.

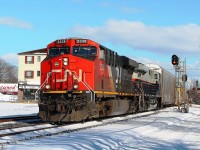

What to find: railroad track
left=0, top=109, right=160, bottom=146
left=0, top=115, right=39, bottom=123
left=0, top=115, right=43, bottom=132
left=0, top=123, right=59, bottom=138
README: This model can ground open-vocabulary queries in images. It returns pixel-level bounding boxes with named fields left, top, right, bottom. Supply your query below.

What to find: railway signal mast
left=171, top=54, right=188, bottom=113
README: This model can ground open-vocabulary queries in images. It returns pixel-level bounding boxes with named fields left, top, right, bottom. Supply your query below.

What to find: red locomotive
left=39, top=38, right=175, bottom=122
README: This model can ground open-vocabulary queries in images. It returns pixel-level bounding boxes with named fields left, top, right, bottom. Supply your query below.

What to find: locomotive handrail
left=136, top=82, right=145, bottom=111
left=140, top=82, right=145, bottom=111
left=83, top=80, right=95, bottom=103
left=71, top=71, right=95, bottom=103
left=35, top=72, right=52, bottom=100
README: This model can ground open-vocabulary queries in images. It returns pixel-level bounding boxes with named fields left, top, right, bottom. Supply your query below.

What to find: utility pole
left=181, top=58, right=188, bottom=112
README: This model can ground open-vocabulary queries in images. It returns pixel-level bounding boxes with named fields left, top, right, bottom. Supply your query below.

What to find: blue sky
left=1, top=0, right=200, bottom=82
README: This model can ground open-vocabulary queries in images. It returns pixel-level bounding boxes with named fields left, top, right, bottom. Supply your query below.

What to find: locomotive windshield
left=49, top=47, right=70, bottom=57
left=73, top=46, right=97, bottom=60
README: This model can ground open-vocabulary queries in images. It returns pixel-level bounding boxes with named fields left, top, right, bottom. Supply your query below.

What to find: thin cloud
left=120, top=6, right=143, bottom=13
left=1, top=53, right=18, bottom=66
left=0, top=17, right=32, bottom=29
left=98, top=2, right=113, bottom=8
left=98, top=2, right=142, bottom=14
left=69, top=19, right=200, bottom=55
left=187, top=60, right=200, bottom=79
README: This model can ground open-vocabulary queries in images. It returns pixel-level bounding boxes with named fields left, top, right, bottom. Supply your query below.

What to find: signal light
left=182, top=74, right=187, bottom=82
left=172, top=55, right=179, bottom=65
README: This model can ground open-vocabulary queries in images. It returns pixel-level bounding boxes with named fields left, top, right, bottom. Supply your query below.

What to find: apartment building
left=18, top=48, right=47, bottom=100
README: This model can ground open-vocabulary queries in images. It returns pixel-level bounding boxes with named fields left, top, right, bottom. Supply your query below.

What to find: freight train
left=38, top=38, right=175, bottom=123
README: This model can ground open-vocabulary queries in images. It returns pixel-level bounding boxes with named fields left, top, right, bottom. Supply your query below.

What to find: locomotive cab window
left=73, top=46, right=97, bottom=60
left=49, top=47, right=70, bottom=57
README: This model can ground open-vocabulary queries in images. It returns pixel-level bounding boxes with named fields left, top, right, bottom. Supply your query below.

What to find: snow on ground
left=0, top=102, right=38, bottom=118
left=1, top=102, right=200, bottom=150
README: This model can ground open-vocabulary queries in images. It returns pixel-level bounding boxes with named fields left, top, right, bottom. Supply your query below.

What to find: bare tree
left=189, top=78, right=199, bottom=89
left=0, top=58, right=18, bottom=83
left=0, top=59, right=6, bottom=82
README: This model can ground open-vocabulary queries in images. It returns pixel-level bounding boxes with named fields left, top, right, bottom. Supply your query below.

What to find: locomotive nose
left=49, top=56, right=77, bottom=91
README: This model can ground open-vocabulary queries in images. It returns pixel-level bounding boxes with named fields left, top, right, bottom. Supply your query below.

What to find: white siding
left=18, top=53, right=46, bottom=86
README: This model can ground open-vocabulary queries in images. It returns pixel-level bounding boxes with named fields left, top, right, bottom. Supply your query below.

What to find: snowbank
left=0, top=102, right=38, bottom=118
left=0, top=93, right=18, bottom=102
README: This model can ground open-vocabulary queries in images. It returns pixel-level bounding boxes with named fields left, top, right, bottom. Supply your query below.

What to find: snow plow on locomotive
left=38, top=38, right=175, bottom=123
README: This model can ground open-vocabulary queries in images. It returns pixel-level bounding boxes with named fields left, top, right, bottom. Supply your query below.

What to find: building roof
left=18, top=48, right=47, bottom=55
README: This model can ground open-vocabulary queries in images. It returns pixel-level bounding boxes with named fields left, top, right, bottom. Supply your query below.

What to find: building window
left=37, top=56, right=41, bottom=62
left=25, top=56, right=34, bottom=64
left=37, top=71, right=40, bottom=77
left=25, top=71, right=34, bottom=78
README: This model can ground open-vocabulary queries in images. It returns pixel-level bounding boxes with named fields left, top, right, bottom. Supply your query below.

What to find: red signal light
left=172, top=55, right=179, bottom=66
left=172, top=61, right=176, bottom=65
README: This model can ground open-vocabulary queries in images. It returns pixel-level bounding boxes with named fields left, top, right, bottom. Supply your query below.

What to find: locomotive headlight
left=73, top=83, right=79, bottom=90
left=63, top=61, right=68, bottom=66
left=63, top=57, right=68, bottom=66
left=45, top=84, right=51, bottom=90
